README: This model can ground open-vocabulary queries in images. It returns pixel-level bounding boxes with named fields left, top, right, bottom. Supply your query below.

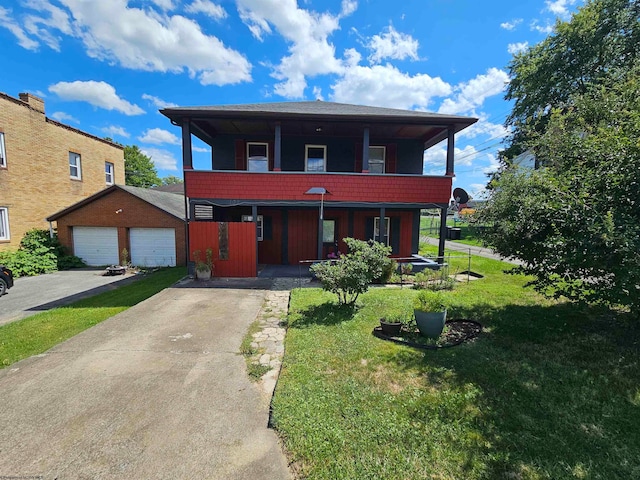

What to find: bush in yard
left=311, top=238, right=392, bottom=305
left=0, top=229, right=85, bottom=277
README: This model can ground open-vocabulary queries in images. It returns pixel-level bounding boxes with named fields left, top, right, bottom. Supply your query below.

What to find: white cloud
left=469, top=183, right=488, bottom=200
left=22, top=0, right=73, bottom=51
left=102, top=125, right=130, bottom=138
left=458, top=114, right=509, bottom=141
left=500, top=19, right=522, bottom=31
left=0, top=6, right=39, bottom=50
left=193, top=146, right=209, bottom=153
left=341, top=0, right=358, bottom=16
left=141, top=147, right=178, bottom=171
left=312, top=86, right=324, bottom=100
left=151, top=0, right=176, bottom=11
left=138, top=128, right=181, bottom=145
left=49, top=80, right=145, bottom=116
left=142, top=93, right=178, bottom=109
left=545, top=0, right=576, bottom=18
left=507, top=42, right=529, bottom=55
left=24, top=0, right=251, bottom=86
left=184, top=0, right=227, bottom=20
left=50, top=111, right=79, bottom=123
left=530, top=19, right=555, bottom=34
left=423, top=144, right=480, bottom=170
left=438, top=68, right=509, bottom=115
left=482, top=153, right=500, bottom=175
left=331, top=63, right=451, bottom=109
left=237, top=0, right=351, bottom=97
left=368, top=26, right=419, bottom=63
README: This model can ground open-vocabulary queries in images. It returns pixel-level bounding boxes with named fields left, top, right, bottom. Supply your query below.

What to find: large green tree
left=124, top=145, right=161, bottom=188
left=502, top=0, right=639, bottom=161
left=480, top=70, right=640, bottom=314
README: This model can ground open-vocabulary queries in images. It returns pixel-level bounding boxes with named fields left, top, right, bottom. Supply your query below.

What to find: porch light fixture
left=304, top=187, right=330, bottom=260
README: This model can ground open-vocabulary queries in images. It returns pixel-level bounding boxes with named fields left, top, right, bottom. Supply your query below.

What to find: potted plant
left=193, top=248, right=214, bottom=280
left=379, top=313, right=407, bottom=336
left=413, top=290, right=447, bottom=338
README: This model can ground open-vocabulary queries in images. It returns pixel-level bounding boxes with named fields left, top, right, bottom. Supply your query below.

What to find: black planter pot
left=379, top=320, right=402, bottom=336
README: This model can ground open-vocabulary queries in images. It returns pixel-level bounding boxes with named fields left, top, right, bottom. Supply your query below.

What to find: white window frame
left=0, top=207, right=9, bottom=241
left=69, top=152, right=82, bottom=180
left=368, top=145, right=385, bottom=174
left=374, top=216, right=390, bottom=245
left=0, top=132, right=6, bottom=168
left=242, top=214, right=264, bottom=241
left=305, top=144, right=327, bottom=172
left=246, top=142, right=269, bottom=172
left=105, top=162, right=114, bottom=185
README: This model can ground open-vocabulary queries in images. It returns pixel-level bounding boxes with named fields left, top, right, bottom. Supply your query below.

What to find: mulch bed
left=373, top=319, right=482, bottom=349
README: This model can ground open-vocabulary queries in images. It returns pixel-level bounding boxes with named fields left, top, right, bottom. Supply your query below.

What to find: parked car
left=0, top=265, right=14, bottom=296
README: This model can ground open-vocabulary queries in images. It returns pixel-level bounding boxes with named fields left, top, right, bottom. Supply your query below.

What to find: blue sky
left=0, top=0, right=580, bottom=198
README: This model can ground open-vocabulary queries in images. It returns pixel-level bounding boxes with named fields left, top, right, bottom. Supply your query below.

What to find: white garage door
left=130, top=228, right=176, bottom=267
left=73, top=227, right=119, bottom=266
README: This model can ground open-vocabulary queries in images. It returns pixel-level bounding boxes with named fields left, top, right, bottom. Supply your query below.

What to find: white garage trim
left=73, top=227, right=119, bottom=266
left=130, top=228, right=176, bottom=267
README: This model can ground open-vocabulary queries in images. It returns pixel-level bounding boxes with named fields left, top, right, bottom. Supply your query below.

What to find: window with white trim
left=105, top=162, right=114, bottom=185
left=305, top=145, right=326, bottom=172
left=69, top=152, right=81, bottom=180
left=247, top=142, right=269, bottom=172
left=374, top=217, right=390, bottom=245
left=0, top=207, right=9, bottom=241
left=0, top=132, right=6, bottom=168
left=368, top=146, right=385, bottom=174
left=242, top=214, right=264, bottom=241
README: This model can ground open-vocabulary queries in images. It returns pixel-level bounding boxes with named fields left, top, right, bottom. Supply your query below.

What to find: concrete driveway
left=0, top=282, right=291, bottom=479
left=0, top=269, right=142, bottom=326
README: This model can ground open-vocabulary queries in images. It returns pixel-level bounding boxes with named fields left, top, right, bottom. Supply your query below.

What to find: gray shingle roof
left=47, top=185, right=186, bottom=221
left=161, top=100, right=475, bottom=124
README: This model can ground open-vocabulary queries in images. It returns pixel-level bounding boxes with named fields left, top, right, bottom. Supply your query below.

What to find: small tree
left=311, top=238, right=392, bottom=305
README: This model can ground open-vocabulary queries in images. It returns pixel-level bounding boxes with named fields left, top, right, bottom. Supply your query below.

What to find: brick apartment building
left=0, top=92, right=125, bottom=250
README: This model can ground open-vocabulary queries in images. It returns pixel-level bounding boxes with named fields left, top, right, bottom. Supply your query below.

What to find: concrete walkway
left=0, top=280, right=292, bottom=480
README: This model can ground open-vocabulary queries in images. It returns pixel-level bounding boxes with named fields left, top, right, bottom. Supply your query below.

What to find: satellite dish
left=453, top=187, right=470, bottom=205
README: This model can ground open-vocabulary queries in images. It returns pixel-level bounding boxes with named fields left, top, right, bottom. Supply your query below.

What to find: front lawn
left=0, top=267, right=186, bottom=367
left=271, top=255, right=640, bottom=479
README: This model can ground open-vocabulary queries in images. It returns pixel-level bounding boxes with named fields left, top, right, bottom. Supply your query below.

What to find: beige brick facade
left=0, top=92, right=125, bottom=250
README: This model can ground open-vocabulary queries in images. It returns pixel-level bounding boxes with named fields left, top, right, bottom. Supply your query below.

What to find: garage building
left=47, top=185, right=186, bottom=267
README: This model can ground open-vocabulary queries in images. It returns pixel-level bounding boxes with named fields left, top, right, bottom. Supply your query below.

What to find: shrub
left=413, top=290, right=447, bottom=312
left=310, top=238, right=392, bottom=305
left=413, top=265, right=454, bottom=291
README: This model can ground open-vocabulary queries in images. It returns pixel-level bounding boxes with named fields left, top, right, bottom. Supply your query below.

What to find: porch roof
left=161, top=101, right=477, bottom=149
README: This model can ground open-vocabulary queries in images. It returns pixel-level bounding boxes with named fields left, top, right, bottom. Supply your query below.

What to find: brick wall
left=0, top=92, right=125, bottom=250
left=55, top=189, right=187, bottom=266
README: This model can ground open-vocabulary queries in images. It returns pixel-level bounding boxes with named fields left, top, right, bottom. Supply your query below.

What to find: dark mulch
left=373, top=319, right=482, bottom=349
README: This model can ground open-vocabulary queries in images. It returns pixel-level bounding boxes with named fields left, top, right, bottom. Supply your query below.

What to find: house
left=161, top=101, right=477, bottom=277
left=46, top=185, right=186, bottom=267
left=0, top=92, right=125, bottom=250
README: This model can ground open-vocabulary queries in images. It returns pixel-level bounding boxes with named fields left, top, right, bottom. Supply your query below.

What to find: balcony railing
left=185, top=170, right=452, bottom=205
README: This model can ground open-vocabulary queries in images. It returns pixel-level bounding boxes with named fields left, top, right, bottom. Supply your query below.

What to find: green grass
left=271, top=254, right=640, bottom=479
left=0, top=267, right=186, bottom=367
left=420, top=215, right=486, bottom=247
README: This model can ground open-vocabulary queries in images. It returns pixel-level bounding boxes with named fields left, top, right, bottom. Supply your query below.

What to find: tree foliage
left=310, top=238, right=392, bottom=305
left=480, top=71, right=640, bottom=314
left=161, top=175, right=183, bottom=185
left=124, top=145, right=161, bottom=188
left=502, top=0, right=640, bottom=161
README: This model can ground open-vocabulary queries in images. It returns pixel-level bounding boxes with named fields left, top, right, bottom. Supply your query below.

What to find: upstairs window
left=305, top=145, right=326, bottom=172
left=105, top=162, right=114, bottom=185
left=247, top=142, right=269, bottom=172
left=0, top=132, right=6, bottom=168
left=368, top=146, right=385, bottom=174
left=242, top=214, right=264, bottom=241
left=0, top=207, right=9, bottom=241
left=69, top=152, right=82, bottom=180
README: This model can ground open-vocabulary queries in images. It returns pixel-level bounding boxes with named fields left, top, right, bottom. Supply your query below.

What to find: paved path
left=421, top=236, right=524, bottom=265
left=0, top=280, right=292, bottom=480
left=0, top=269, right=141, bottom=326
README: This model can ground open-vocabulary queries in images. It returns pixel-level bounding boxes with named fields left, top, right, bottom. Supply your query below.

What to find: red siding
left=185, top=171, right=451, bottom=204
left=189, top=222, right=256, bottom=277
